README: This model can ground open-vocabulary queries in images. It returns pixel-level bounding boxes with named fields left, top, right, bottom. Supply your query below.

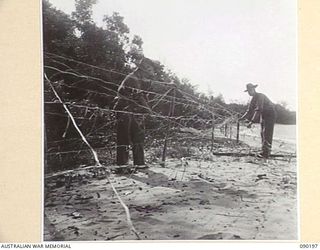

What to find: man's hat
left=244, top=83, right=258, bottom=92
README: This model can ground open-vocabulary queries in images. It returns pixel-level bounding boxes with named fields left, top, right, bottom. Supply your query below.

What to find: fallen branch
left=211, top=152, right=296, bottom=158
left=215, top=213, right=247, bottom=218
left=45, top=165, right=106, bottom=179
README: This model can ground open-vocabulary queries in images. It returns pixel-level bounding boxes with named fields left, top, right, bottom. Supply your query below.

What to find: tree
left=275, top=103, right=296, bottom=124
left=42, top=0, right=77, bottom=54
left=103, top=12, right=130, bottom=40
left=127, top=35, right=144, bottom=63
left=72, top=0, right=97, bottom=27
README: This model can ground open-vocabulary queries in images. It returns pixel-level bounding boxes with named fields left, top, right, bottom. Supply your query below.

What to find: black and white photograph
left=43, top=0, right=297, bottom=241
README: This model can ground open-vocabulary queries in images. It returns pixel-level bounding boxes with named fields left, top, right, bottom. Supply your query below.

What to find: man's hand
left=246, top=121, right=253, bottom=128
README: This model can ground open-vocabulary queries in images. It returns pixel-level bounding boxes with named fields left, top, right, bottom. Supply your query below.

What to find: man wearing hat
left=239, top=83, right=276, bottom=158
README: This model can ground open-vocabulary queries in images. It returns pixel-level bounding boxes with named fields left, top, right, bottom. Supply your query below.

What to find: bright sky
left=48, top=0, right=297, bottom=110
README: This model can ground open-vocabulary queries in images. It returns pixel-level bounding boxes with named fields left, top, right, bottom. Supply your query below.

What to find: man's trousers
left=116, top=113, right=145, bottom=166
left=260, top=110, right=276, bottom=158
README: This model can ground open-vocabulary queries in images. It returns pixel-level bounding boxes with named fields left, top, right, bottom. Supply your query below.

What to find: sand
left=44, top=132, right=297, bottom=241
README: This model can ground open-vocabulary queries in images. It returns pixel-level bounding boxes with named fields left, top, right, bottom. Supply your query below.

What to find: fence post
left=211, top=113, right=215, bottom=151
left=224, top=124, right=228, bottom=137
left=236, top=120, right=240, bottom=143
left=161, top=88, right=175, bottom=166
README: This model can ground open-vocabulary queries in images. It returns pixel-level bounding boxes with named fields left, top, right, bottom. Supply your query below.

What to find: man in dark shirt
left=113, top=58, right=153, bottom=167
left=239, top=83, right=276, bottom=158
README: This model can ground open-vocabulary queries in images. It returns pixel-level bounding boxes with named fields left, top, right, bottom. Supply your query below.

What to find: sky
left=48, top=0, right=297, bottom=110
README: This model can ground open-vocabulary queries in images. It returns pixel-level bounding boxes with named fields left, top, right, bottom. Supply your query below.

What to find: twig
left=180, top=162, right=188, bottom=181
left=215, top=213, right=247, bottom=218
left=62, top=117, right=70, bottom=138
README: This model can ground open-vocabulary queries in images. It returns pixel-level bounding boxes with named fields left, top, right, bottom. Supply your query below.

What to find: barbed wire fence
left=43, top=53, right=238, bottom=239
left=44, top=53, right=246, bottom=171
left=44, top=52, right=296, bottom=172
left=44, top=53, right=296, bottom=239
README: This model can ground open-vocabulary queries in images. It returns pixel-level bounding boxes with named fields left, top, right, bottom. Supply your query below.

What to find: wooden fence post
left=211, top=113, right=215, bottom=151
left=224, top=124, right=228, bottom=137
left=236, top=120, right=240, bottom=143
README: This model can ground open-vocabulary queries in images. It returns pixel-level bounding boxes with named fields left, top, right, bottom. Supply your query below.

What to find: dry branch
left=211, top=152, right=296, bottom=158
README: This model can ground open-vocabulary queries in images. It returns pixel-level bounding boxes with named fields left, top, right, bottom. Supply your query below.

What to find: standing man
left=239, top=83, right=276, bottom=158
left=113, top=58, right=154, bottom=168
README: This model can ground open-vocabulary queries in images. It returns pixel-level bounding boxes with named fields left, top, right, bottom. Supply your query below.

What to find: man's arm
left=239, top=98, right=255, bottom=121
left=246, top=111, right=259, bottom=128
left=239, top=110, right=249, bottom=121
left=246, top=94, right=265, bottom=127
left=251, top=94, right=265, bottom=121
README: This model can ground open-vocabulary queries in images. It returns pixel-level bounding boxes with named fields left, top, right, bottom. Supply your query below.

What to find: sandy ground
left=44, top=131, right=297, bottom=241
